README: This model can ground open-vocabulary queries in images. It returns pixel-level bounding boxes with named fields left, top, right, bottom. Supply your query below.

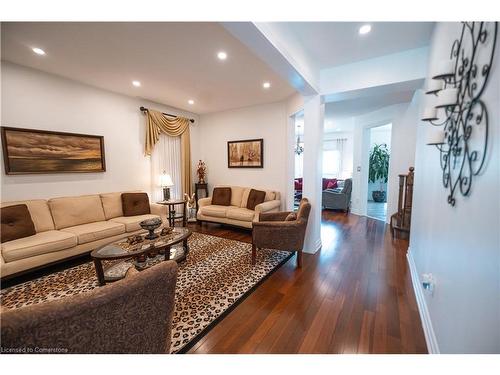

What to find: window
left=323, top=150, right=340, bottom=177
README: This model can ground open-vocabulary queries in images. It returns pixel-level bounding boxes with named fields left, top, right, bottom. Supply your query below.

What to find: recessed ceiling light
left=217, top=51, right=227, bottom=60
left=262, top=81, right=271, bottom=89
left=132, top=80, right=141, bottom=87
left=359, top=24, right=371, bottom=35
left=32, top=47, right=46, bottom=56
left=188, top=99, right=195, bottom=105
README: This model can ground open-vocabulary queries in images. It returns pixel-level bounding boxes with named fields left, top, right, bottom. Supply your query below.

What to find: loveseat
left=197, top=186, right=281, bottom=229
left=1, top=192, right=168, bottom=278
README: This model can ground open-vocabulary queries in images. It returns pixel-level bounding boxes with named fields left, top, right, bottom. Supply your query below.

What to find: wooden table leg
left=183, top=238, right=189, bottom=256
left=93, top=258, right=106, bottom=286
left=164, top=245, right=171, bottom=261
left=183, top=202, right=187, bottom=227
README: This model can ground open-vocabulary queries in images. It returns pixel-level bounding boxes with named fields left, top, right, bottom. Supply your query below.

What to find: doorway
left=366, top=123, right=392, bottom=221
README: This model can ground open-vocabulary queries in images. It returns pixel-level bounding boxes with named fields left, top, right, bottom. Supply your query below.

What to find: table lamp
left=160, top=171, right=174, bottom=201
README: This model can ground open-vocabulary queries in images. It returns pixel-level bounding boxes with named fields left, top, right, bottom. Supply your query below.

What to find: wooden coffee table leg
left=183, top=202, right=187, bottom=227
left=93, top=258, right=106, bottom=286
left=183, top=238, right=189, bottom=256
left=164, top=245, right=171, bottom=261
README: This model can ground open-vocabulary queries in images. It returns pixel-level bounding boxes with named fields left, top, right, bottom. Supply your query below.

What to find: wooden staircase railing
left=390, top=167, right=414, bottom=239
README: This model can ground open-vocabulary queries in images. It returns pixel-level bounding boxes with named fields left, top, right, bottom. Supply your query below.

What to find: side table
left=156, top=199, right=187, bottom=227
left=194, top=183, right=209, bottom=211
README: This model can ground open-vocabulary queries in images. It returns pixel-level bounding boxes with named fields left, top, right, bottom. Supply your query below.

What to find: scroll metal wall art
left=421, top=22, right=497, bottom=206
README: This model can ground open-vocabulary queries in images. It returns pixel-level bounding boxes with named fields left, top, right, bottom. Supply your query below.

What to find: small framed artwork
left=227, top=138, right=264, bottom=168
left=1, top=126, right=106, bottom=174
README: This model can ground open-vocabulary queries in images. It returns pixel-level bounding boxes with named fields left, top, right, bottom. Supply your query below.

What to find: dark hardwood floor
left=186, top=210, right=427, bottom=354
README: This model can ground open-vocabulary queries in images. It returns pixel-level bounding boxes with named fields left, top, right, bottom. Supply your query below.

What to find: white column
left=302, top=95, right=324, bottom=254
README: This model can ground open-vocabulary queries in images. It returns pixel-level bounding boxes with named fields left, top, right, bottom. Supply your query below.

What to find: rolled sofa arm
left=150, top=203, right=168, bottom=224
left=198, top=197, right=212, bottom=208
left=254, top=199, right=281, bottom=214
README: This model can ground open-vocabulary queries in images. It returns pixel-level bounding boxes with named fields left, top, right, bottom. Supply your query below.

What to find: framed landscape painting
left=1, top=127, right=106, bottom=174
left=227, top=138, right=263, bottom=168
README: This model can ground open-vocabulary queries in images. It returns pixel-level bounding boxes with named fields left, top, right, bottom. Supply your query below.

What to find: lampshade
left=160, top=172, right=174, bottom=187
left=426, top=128, right=445, bottom=145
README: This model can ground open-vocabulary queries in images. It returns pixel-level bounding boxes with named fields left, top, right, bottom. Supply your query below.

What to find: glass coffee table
left=91, top=227, right=191, bottom=286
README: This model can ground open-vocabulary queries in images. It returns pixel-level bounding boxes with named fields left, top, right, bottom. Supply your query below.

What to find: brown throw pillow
left=285, top=212, right=297, bottom=221
left=1, top=204, right=36, bottom=243
left=246, top=189, right=266, bottom=210
left=212, top=187, right=232, bottom=206
left=121, top=193, right=151, bottom=217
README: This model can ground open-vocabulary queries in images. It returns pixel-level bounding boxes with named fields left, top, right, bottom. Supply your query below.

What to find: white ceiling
left=1, top=22, right=296, bottom=114
left=267, top=22, right=435, bottom=71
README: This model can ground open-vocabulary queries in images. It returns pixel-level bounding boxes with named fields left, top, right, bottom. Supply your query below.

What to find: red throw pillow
left=294, top=179, right=303, bottom=191
left=326, top=179, right=338, bottom=189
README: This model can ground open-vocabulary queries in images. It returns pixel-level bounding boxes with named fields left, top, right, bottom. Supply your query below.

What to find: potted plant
left=368, top=143, right=390, bottom=202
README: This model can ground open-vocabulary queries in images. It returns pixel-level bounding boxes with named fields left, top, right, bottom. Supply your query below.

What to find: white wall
left=1, top=62, right=198, bottom=201
left=197, top=101, right=289, bottom=207
left=409, top=22, right=500, bottom=353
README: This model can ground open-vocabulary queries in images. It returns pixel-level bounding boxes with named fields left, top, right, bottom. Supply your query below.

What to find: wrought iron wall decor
left=422, top=22, right=497, bottom=206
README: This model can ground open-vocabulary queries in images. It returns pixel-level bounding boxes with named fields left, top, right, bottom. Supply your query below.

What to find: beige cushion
left=1, top=230, right=77, bottom=263
left=100, top=192, right=124, bottom=220
left=1, top=200, right=55, bottom=232
left=109, top=214, right=160, bottom=232
left=265, top=191, right=276, bottom=201
left=61, top=221, right=125, bottom=245
left=226, top=207, right=255, bottom=222
left=49, top=195, right=106, bottom=229
left=240, top=188, right=251, bottom=208
left=230, top=186, right=245, bottom=207
left=199, top=205, right=230, bottom=218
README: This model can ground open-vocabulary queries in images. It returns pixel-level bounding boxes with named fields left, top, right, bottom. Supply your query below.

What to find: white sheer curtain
left=150, top=134, right=182, bottom=202
left=323, top=138, right=347, bottom=178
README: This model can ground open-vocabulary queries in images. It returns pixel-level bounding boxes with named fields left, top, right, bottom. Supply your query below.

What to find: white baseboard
left=315, top=238, right=322, bottom=252
left=407, top=248, right=440, bottom=354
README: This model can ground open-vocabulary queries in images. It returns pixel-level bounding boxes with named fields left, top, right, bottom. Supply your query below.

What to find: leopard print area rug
left=0, top=232, right=292, bottom=353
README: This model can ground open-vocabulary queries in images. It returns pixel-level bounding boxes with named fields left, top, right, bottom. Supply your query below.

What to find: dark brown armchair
left=0, top=261, right=178, bottom=354
left=252, top=198, right=311, bottom=267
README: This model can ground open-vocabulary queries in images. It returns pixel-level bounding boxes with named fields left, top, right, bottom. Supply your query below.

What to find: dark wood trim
left=227, top=138, right=264, bottom=169
left=197, top=219, right=253, bottom=232
left=1, top=126, right=106, bottom=175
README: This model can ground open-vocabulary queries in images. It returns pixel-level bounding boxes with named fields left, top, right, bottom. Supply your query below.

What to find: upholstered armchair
left=252, top=198, right=311, bottom=267
left=0, top=261, right=178, bottom=354
left=322, top=178, right=352, bottom=212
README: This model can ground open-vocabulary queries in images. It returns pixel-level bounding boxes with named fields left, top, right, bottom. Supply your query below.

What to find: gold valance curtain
left=144, top=109, right=192, bottom=195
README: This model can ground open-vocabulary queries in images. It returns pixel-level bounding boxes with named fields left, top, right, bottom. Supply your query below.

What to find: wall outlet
left=422, top=273, right=435, bottom=295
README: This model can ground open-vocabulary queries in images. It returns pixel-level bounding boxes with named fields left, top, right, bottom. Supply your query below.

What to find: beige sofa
left=1, top=192, right=168, bottom=278
left=197, top=186, right=281, bottom=229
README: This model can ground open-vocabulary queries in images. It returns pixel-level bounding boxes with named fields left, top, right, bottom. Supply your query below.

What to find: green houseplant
left=368, top=143, right=390, bottom=202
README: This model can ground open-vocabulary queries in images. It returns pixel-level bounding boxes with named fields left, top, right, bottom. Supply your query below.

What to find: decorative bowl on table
left=140, top=218, right=162, bottom=240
